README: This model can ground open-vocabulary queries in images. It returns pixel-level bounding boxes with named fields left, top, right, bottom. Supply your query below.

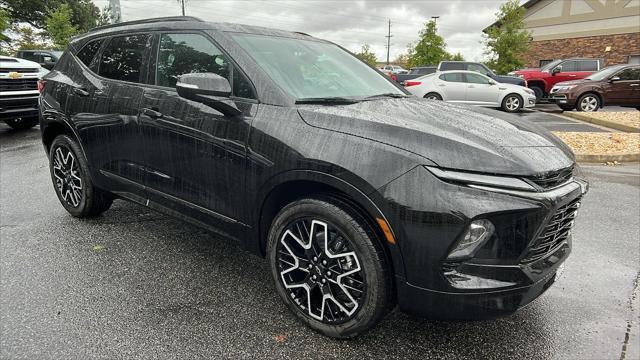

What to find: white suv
left=0, top=55, right=48, bottom=129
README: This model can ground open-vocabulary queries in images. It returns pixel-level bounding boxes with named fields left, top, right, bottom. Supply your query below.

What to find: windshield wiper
left=363, top=93, right=409, bottom=100
left=296, top=97, right=361, bottom=104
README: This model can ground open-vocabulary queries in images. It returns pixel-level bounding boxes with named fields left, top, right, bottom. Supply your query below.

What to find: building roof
left=483, top=0, right=541, bottom=33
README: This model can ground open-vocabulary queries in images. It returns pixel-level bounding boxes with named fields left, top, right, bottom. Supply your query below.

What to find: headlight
left=554, top=85, right=576, bottom=91
left=425, top=166, right=536, bottom=191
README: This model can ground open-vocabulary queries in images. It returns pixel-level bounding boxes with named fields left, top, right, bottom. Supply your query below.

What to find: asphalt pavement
left=1, top=123, right=639, bottom=359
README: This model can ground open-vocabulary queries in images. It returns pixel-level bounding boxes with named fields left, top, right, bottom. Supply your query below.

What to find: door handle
left=568, top=74, right=577, bottom=77
left=142, top=107, right=163, bottom=118
left=438, top=84, right=446, bottom=87
left=630, top=84, right=639, bottom=87
left=73, top=87, right=90, bottom=97
left=468, top=85, right=475, bottom=88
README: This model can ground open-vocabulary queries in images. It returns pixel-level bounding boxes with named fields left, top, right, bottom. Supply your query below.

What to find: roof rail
left=89, top=16, right=204, bottom=32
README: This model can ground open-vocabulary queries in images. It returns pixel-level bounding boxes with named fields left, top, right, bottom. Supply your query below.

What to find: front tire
left=529, top=86, right=544, bottom=102
left=267, top=197, right=392, bottom=338
left=577, top=93, right=600, bottom=112
left=502, top=94, right=523, bottom=113
left=49, top=135, right=113, bottom=217
left=4, top=116, right=38, bottom=130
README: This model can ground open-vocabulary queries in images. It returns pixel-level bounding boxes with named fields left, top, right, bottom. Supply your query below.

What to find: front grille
left=0, top=78, right=38, bottom=91
left=0, top=68, right=39, bottom=74
left=523, top=198, right=581, bottom=262
left=528, top=166, right=574, bottom=190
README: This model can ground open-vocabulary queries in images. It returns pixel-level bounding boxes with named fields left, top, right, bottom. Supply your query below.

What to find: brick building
left=487, top=0, right=640, bottom=68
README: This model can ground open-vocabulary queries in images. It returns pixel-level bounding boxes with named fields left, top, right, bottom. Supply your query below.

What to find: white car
left=380, top=64, right=407, bottom=75
left=405, top=70, right=537, bottom=113
left=0, top=55, right=49, bottom=129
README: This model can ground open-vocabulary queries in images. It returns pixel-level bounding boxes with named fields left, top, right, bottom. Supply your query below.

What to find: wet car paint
left=39, top=18, right=585, bottom=320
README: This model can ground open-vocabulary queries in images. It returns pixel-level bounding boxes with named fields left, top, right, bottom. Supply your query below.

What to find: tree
left=393, top=52, right=410, bottom=68
left=97, top=5, right=120, bottom=26
left=0, top=8, right=11, bottom=55
left=3, top=0, right=101, bottom=32
left=483, top=0, right=531, bottom=74
left=355, top=44, right=377, bottom=67
left=449, top=52, right=464, bottom=61
left=45, top=4, right=79, bottom=49
left=407, top=20, right=449, bottom=68
left=13, top=25, right=47, bottom=50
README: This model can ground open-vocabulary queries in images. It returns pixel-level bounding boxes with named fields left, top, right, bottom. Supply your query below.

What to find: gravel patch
left=553, top=131, right=640, bottom=156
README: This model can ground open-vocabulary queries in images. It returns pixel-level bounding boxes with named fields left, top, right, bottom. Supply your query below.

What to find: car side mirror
left=610, top=76, right=621, bottom=82
left=552, top=66, right=562, bottom=75
left=488, top=80, right=497, bottom=85
left=176, top=73, right=242, bottom=117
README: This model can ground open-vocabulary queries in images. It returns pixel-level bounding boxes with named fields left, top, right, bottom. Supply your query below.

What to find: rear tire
left=424, top=92, right=442, bottom=101
left=576, top=93, right=600, bottom=112
left=267, top=197, right=393, bottom=338
left=4, top=116, right=38, bottom=130
left=530, top=86, right=544, bottom=102
left=49, top=135, right=113, bottom=217
left=502, top=94, right=523, bottom=113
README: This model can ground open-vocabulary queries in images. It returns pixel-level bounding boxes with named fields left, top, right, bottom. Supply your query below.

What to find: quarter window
left=77, top=39, right=103, bottom=67
left=99, top=34, right=151, bottom=83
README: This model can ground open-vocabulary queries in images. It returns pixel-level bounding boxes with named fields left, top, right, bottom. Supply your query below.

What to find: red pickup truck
left=509, top=58, right=604, bottom=101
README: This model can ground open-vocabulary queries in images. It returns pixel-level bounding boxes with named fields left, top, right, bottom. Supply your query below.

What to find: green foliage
left=45, top=3, right=79, bottom=49
left=393, top=52, right=410, bottom=68
left=97, top=5, right=119, bottom=26
left=407, top=20, right=449, bottom=68
left=355, top=44, right=377, bottom=67
left=449, top=52, right=464, bottom=61
left=3, top=0, right=100, bottom=32
left=0, top=8, right=11, bottom=55
left=14, top=25, right=47, bottom=50
left=483, top=0, right=531, bottom=74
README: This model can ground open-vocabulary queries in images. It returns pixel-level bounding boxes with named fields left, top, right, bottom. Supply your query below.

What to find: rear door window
left=559, top=61, right=577, bottom=72
left=99, top=34, right=151, bottom=83
left=439, top=73, right=465, bottom=82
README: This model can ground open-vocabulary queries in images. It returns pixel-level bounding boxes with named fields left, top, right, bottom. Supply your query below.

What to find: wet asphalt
left=1, top=120, right=639, bottom=359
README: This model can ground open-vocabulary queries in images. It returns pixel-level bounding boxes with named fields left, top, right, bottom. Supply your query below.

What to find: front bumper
left=0, top=94, right=39, bottom=120
left=377, top=166, right=587, bottom=319
left=548, top=91, right=576, bottom=106
left=523, top=94, right=537, bottom=108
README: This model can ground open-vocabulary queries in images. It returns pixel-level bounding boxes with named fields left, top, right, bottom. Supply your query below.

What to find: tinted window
left=465, top=73, right=490, bottom=84
left=416, top=67, right=435, bottom=75
left=20, top=51, right=37, bottom=61
left=439, top=73, right=465, bottom=82
left=559, top=61, right=577, bottom=72
left=77, top=39, right=103, bottom=67
left=617, top=67, right=640, bottom=81
left=578, top=60, right=599, bottom=71
left=99, top=34, right=150, bottom=83
left=441, top=62, right=465, bottom=70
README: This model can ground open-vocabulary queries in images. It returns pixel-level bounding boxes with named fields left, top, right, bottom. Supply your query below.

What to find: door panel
left=437, top=73, right=466, bottom=102
left=464, top=73, right=500, bottom=105
left=606, top=68, right=640, bottom=105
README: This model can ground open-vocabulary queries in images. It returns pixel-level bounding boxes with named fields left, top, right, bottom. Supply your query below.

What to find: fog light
left=447, top=219, right=495, bottom=260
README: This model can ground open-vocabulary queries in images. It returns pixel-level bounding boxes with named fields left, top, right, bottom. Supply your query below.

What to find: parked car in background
left=438, top=61, right=526, bottom=87
left=0, top=55, right=48, bottom=129
left=549, top=64, right=640, bottom=112
left=405, top=70, right=536, bottom=113
left=393, top=66, right=436, bottom=85
left=509, top=58, right=604, bottom=101
left=379, top=64, right=407, bottom=75
left=16, top=49, right=63, bottom=70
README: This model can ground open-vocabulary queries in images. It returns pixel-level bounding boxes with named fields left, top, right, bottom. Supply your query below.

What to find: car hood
left=0, top=55, right=41, bottom=69
left=297, top=97, right=574, bottom=176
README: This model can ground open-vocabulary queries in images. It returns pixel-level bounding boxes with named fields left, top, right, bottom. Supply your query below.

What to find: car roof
left=71, top=16, right=319, bottom=45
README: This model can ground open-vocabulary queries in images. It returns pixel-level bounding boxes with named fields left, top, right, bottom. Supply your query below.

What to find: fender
left=250, top=169, right=407, bottom=279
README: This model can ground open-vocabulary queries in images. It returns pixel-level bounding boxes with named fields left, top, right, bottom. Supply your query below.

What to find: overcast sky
left=91, top=0, right=507, bottom=62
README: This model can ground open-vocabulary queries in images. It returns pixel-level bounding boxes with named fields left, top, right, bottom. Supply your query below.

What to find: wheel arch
left=577, top=90, right=604, bottom=108
left=423, top=92, right=443, bottom=100
left=527, top=79, right=547, bottom=93
left=253, top=170, right=405, bottom=279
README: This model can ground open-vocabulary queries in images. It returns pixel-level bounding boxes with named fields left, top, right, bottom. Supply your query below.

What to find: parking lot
left=1, top=120, right=638, bottom=359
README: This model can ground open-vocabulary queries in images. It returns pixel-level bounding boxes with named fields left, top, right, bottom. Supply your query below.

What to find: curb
left=575, top=152, right=640, bottom=163
left=563, top=112, right=640, bottom=133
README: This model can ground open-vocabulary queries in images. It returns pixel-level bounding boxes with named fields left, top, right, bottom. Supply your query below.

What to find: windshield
left=232, top=34, right=404, bottom=100
left=541, top=59, right=562, bottom=71
left=585, top=65, right=628, bottom=81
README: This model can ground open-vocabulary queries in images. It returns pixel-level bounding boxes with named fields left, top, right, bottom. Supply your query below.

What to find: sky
left=91, top=0, right=508, bottom=63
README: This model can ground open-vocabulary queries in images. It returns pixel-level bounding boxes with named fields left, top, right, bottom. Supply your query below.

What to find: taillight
left=404, top=81, right=422, bottom=87
left=37, top=79, right=46, bottom=94
left=391, top=74, right=397, bottom=81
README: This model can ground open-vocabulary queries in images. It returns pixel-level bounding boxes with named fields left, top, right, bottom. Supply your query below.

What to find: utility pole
left=385, top=19, right=392, bottom=65
left=179, top=0, right=186, bottom=16
left=431, top=16, right=440, bottom=25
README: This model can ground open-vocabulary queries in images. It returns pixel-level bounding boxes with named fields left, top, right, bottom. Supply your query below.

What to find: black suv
left=439, top=61, right=526, bottom=86
left=40, top=17, right=587, bottom=338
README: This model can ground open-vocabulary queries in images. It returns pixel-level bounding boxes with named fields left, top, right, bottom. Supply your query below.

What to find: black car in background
left=393, top=66, right=436, bottom=85
left=39, top=16, right=587, bottom=338
left=439, top=61, right=527, bottom=86
left=16, top=49, right=63, bottom=70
